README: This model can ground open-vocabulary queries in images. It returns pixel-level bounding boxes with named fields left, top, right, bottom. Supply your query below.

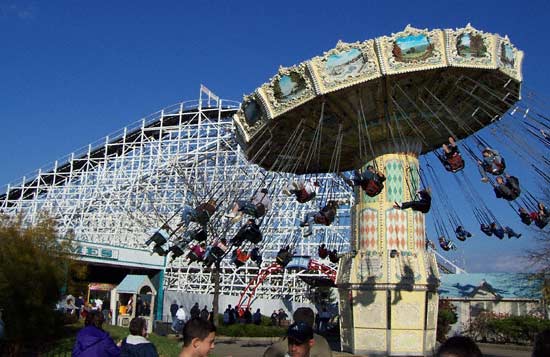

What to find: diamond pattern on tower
left=386, top=208, right=407, bottom=250
left=359, top=208, right=378, bottom=250
left=385, top=160, right=403, bottom=203
left=413, top=211, right=425, bottom=250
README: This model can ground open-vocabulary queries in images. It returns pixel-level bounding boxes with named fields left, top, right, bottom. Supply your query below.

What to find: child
left=179, top=318, right=216, bottom=357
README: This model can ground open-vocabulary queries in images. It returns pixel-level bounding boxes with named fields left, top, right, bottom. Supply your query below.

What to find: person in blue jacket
left=120, top=317, right=159, bottom=357
left=72, top=310, right=120, bottom=356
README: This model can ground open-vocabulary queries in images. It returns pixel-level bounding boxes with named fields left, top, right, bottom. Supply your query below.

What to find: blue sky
left=1, top=0, right=548, bottom=272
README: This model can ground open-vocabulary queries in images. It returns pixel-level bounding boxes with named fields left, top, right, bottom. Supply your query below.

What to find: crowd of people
left=71, top=310, right=550, bottom=357
left=170, top=301, right=215, bottom=334
left=72, top=304, right=550, bottom=357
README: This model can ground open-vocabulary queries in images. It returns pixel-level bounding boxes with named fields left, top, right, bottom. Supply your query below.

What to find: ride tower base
left=337, top=144, right=440, bottom=356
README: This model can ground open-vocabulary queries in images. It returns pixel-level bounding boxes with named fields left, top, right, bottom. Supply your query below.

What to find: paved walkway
left=210, top=339, right=532, bottom=357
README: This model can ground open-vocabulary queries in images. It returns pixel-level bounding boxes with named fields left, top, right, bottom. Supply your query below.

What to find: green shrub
left=0, top=215, right=80, bottom=356
left=468, top=312, right=550, bottom=344
left=437, top=300, right=458, bottom=342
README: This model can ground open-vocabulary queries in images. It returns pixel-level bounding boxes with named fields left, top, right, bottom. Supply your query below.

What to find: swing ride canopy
left=233, top=24, right=524, bottom=174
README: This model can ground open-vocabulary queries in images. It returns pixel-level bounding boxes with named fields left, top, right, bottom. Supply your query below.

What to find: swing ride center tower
left=233, top=25, right=523, bottom=355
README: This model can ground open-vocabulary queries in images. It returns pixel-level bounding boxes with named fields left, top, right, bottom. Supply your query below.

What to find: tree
left=437, top=300, right=458, bottom=342
left=0, top=214, right=78, bottom=355
left=525, top=188, right=550, bottom=319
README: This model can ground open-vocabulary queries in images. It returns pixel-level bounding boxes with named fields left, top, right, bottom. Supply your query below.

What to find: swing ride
left=229, top=24, right=549, bottom=355
left=1, top=21, right=549, bottom=357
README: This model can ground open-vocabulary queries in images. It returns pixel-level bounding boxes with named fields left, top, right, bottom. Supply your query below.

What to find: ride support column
left=337, top=140, right=440, bottom=356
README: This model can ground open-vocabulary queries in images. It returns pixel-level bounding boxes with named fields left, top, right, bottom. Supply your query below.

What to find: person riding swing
left=187, top=243, right=206, bottom=263
left=318, top=243, right=329, bottom=259
left=282, top=179, right=319, bottom=204
left=145, top=224, right=171, bottom=247
left=230, top=219, right=262, bottom=246
left=300, top=200, right=339, bottom=237
left=493, top=175, right=521, bottom=201
left=393, top=188, right=432, bottom=213
left=440, top=137, right=465, bottom=173
left=168, top=240, right=189, bottom=262
left=225, top=189, right=272, bottom=222
left=178, top=199, right=217, bottom=228
left=328, top=249, right=339, bottom=263
left=518, top=207, right=533, bottom=226
left=232, top=248, right=250, bottom=268
left=438, top=236, right=456, bottom=251
left=455, top=226, right=472, bottom=241
left=203, top=238, right=228, bottom=268
left=478, top=147, right=506, bottom=182
left=250, top=246, right=263, bottom=266
left=347, top=165, right=386, bottom=197
left=276, top=246, right=293, bottom=267
left=531, top=202, right=550, bottom=229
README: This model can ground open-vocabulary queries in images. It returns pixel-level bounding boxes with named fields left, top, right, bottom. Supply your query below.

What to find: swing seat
left=243, top=227, right=262, bottom=244
left=318, top=248, right=329, bottom=259
left=169, top=245, right=185, bottom=258
left=445, top=154, right=465, bottom=173
left=314, top=212, right=335, bottom=226
left=250, top=250, right=262, bottom=262
left=194, top=211, right=211, bottom=226
left=314, top=214, right=328, bottom=225
left=148, top=231, right=168, bottom=246
left=190, top=229, right=207, bottom=242
left=153, top=244, right=167, bottom=256
left=535, top=217, right=549, bottom=229
left=187, top=251, right=202, bottom=262
left=456, top=235, right=467, bottom=242
left=440, top=245, right=450, bottom=251
left=234, top=259, right=246, bottom=268
left=362, top=180, right=384, bottom=197
left=296, top=189, right=315, bottom=203
left=247, top=231, right=262, bottom=244
left=204, top=247, right=224, bottom=267
left=329, top=253, right=339, bottom=263
left=487, top=158, right=506, bottom=175
left=276, top=252, right=293, bottom=267
left=240, top=203, right=265, bottom=218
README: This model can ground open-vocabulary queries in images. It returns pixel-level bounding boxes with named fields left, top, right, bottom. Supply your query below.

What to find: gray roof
left=116, top=274, right=156, bottom=295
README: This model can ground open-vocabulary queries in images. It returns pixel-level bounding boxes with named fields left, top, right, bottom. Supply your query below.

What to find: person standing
left=75, top=295, right=85, bottom=319
left=270, top=310, right=278, bottom=326
left=253, top=309, right=262, bottom=325
left=172, top=305, right=187, bottom=334
left=120, top=317, right=159, bottom=357
left=190, top=303, right=200, bottom=319
left=200, top=306, right=209, bottom=321
left=229, top=306, right=237, bottom=325
left=264, top=307, right=332, bottom=357
left=72, top=310, right=120, bottom=356
left=318, top=308, right=331, bottom=334
left=170, top=301, right=179, bottom=322
left=244, top=308, right=252, bottom=324
left=264, top=321, right=316, bottom=357
left=277, top=309, right=288, bottom=326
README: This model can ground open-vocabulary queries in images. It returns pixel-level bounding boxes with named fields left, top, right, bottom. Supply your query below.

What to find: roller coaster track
left=236, top=258, right=337, bottom=311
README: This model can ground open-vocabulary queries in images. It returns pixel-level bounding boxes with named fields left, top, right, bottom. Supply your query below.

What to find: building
left=439, top=273, right=543, bottom=336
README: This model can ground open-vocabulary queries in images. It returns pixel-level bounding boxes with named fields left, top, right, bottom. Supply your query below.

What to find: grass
left=43, top=318, right=285, bottom=356
left=43, top=321, right=181, bottom=357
